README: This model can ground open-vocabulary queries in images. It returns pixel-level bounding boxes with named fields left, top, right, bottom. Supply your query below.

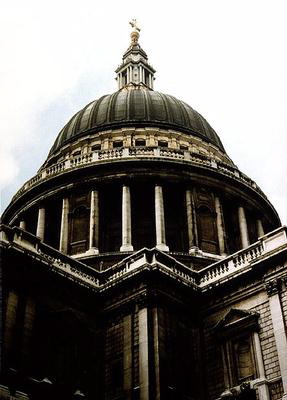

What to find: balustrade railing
left=198, top=238, right=268, bottom=287
left=12, top=146, right=266, bottom=201
left=1, top=225, right=286, bottom=290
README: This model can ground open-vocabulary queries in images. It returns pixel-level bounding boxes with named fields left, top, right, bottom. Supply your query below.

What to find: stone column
left=36, top=207, right=45, bottom=240
left=215, top=196, right=226, bottom=256
left=123, top=315, right=132, bottom=399
left=252, top=331, right=270, bottom=400
left=120, top=185, right=133, bottom=252
left=257, top=219, right=265, bottom=238
left=155, top=185, right=169, bottom=251
left=89, top=190, right=99, bottom=254
left=186, top=190, right=195, bottom=252
left=20, top=220, right=26, bottom=230
left=59, top=197, right=69, bottom=254
left=139, top=307, right=149, bottom=400
left=265, top=278, right=287, bottom=400
left=238, top=206, right=250, bottom=248
left=127, top=67, right=130, bottom=84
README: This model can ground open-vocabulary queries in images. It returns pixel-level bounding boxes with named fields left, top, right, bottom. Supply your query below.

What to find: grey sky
left=1, top=0, right=287, bottom=224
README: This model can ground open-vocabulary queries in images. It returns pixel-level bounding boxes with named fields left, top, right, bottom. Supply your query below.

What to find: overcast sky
left=1, top=0, right=287, bottom=224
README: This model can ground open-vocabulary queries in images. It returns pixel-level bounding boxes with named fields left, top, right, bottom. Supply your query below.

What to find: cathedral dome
left=49, top=88, right=225, bottom=156
left=2, top=21, right=280, bottom=262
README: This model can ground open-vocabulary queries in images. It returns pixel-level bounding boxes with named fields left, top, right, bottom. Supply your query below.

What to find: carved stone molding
left=265, top=278, right=281, bottom=297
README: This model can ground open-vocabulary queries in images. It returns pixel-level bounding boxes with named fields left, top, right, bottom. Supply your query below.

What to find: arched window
left=197, top=205, right=218, bottom=254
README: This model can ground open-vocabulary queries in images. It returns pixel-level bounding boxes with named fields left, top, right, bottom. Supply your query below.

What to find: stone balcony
left=1, top=224, right=286, bottom=293
left=12, top=147, right=267, bottom=202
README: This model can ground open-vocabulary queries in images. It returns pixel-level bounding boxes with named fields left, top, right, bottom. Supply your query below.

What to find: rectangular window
left=113, top=141, right=123, bottom=148
left=135, top=139, right=146, bottom=146
left=158, top=140, right=168, bottom=148
left=91, top=144, right=101, bottom=151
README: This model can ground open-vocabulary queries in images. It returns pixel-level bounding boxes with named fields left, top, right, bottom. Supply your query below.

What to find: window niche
left=91, top=143, right=101, bottom=151
left=158, top=139, right=168, bottom=148
left=135, top=138, right=146, bottom=147
left=69, top=192, right=90, bottom=255
left=215, top=309, right=260, bottom=399
left=197, top=204, right=218, bottom=254
left=113, top=140, right=123, bottom=148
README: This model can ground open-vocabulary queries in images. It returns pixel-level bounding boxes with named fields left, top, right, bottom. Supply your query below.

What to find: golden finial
left=129, top=19, right=140, bottom=44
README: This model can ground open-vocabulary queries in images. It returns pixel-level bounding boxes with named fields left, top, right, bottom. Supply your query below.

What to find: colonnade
left=117, top=65, right=153, bottom=88
left=24, top=185, right=265, bottom=256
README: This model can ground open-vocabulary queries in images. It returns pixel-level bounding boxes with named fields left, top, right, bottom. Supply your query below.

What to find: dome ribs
left=112, top=90, right=128, bottom=122
left=131, top=89, right=146, bottom=120
left=48, top=89, right=226, bottom=156
left=177, top=99, right=196, bottom=133
left=65, top=111, right=82, bottom=141
left=142, top=89, right=150, bottom=121
left=73, top=107, right=88, bottom=136
left=107, top=91, right=120, bottom=123
left=88, top=95, right=107, bottom=128
left=78, top=101, right=95, bottom=132
left=96, top=94, right=113, bottom=125
left=149, top=91, right=166, bottom=121
left=169, top=95, right=187, bottom=127
left=157, top=92, right=171, bottom=123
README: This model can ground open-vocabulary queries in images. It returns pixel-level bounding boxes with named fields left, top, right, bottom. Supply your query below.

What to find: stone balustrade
left=198, top=226, right=287, bottom=288
left=11, top=147, right=267, bottom=202
left=1, top=225, right=286, bottom=292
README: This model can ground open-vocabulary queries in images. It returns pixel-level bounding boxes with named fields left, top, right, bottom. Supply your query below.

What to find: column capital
left=265, top=277, right=281, bottom=297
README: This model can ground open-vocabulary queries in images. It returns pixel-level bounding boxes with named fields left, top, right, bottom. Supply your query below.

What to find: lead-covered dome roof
left=49, top=89, right=225, bottom=156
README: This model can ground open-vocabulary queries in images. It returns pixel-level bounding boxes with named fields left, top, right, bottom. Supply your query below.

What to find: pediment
left=215, top=308, right=259, bottom=334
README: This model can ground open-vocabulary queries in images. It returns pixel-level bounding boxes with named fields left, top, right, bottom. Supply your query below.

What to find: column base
left=189, top=246, right=201, bottom=255
left=156, top=243, right=169, bottom=252
left=85, top=247, right=99, bottom=255
left=120, top=244, right=134, bottom=252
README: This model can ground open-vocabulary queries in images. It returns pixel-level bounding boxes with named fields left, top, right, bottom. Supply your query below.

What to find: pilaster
left=123, top=314, right=133, bottom=399
left=265, top=278, right=287, bottom=400
left=139, top=307, right=149, bottom=400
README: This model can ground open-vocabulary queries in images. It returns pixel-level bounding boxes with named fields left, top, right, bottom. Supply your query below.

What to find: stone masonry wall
left=250, top=300, right=281, bottom=381
left=203, top=284, right=285, bottom=400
